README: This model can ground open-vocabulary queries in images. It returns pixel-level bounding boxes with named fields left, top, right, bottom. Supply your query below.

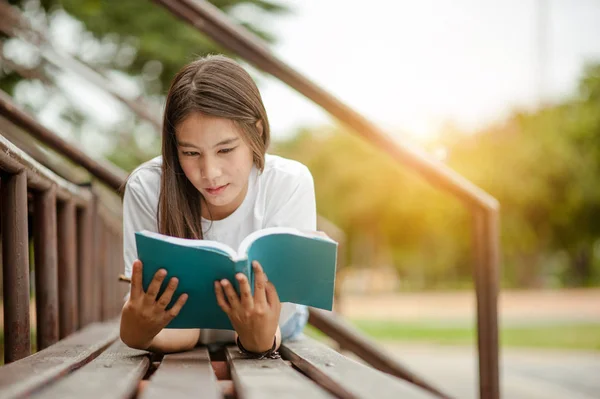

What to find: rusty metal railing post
left=98, top=218, right=109, bottom=321
left=57, top=198, right=78, bottom=338
left=111, top=230, right=121, bottom=318
left=106, top=229, right=115, bottom=318
left=91, top=190, right=103, bottom=323
left=1, top=170, right=31, bottom=363
left=472, top=207, right=500, bottom=399
left=33, top=184, right=59, bottom=350
left=77, top=198, right=94, bottom=328
left=117, top=230, right=127, bottom=313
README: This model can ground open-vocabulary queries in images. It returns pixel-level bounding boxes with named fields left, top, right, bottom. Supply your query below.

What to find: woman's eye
left=219, top=147, right=236, bottom=154
left=183, top=151, right=199, bottom=156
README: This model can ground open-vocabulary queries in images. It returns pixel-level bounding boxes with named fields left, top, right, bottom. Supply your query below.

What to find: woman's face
left=175, top=112, right=255, bottom=220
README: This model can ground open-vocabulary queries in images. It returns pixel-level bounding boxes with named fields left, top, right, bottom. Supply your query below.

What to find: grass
left=305, top=320, right=600, bottom=351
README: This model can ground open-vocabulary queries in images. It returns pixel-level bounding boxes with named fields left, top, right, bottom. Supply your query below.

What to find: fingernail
left=221, top=279, right=228, bottom=286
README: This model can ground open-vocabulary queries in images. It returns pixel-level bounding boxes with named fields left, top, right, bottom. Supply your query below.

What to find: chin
left=206, top=197, right=231, bottom=207
left=204, top=190, right=237, bottom=207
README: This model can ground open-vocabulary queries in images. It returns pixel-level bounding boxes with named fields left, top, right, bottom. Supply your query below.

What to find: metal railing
left=0, top=1, right=500, bottom=398
left=150, top=1, right=501, bottom=399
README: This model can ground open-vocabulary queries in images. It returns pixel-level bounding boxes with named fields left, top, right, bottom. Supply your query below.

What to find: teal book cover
left=135, top=228, right=338, bottom=329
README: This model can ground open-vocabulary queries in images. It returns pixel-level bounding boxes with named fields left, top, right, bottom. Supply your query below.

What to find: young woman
left=119, top=55, right=317, bottom=357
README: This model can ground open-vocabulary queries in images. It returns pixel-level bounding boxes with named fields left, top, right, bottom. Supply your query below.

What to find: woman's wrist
left=120, top=306, right=155, bottom=350
left=120, top=326, right=154, bottom=350
left=237, top=335, right=276, bottom=355
left=236, top=325, right=281, bottom=353
left=237, top=333, right=275, bottom=353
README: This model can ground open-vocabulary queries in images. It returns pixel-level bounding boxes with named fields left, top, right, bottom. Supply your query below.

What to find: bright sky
left=253, top=0, right=600, bottom=142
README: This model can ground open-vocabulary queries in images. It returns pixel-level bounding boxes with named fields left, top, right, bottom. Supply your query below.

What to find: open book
left=135, top=227, right=338, bottom=329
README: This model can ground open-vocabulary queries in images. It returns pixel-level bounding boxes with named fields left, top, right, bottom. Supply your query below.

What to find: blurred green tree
left=1, top=0, right=288, bottom=170
left=274, top=63, right=600, bottom=289
left=2, top=0, right=287, bottom=94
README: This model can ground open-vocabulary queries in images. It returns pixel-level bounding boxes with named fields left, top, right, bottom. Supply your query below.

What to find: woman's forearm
left=147, top=328, right=201, bottom=354
left=120, top=308, right=200, bottom=353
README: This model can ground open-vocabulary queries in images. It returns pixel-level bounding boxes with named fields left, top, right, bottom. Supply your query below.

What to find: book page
left=241, top=229, right=338, bottom=311
left=237, top=227, right=335, bottom=257
left=138, top=230, right=238, bottom=259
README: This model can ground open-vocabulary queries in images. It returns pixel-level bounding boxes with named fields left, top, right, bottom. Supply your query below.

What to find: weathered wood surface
left=1, top=170, right=31, bottom=363
left=33, top=186, right=60, bottom=351
left=141, top=347, right=221, bottom=399
left=0, top=322, right=118, bottom=399
left=31, top=340, right=149, bottom=399
left=281, top=337, right=441, bottom=399
left=226, top=346, right=334, bottom=399
left=57, top=198, right=78, bottom=338
left=308, top=308, right=450, bottom=398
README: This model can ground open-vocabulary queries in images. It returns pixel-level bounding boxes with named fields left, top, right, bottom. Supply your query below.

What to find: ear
left=255, top=119, right=264, bottom=137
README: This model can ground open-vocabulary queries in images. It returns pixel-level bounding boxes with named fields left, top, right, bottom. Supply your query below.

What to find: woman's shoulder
left=259, top=154, right=314, bottom=195
left=262, top=154, right=312, bottom=180
left=125, top=155, right=162, bottom=194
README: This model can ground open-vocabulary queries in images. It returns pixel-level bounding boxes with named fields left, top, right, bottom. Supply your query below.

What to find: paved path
left=336, top=289, right=600, bottom=398
left=372, top=343, right=600, bottom=399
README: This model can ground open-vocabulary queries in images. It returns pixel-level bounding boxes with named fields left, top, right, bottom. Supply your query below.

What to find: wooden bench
left=0, top=320, right=441, bottom=399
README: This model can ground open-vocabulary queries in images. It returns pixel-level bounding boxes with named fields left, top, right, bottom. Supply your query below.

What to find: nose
left=200, top=156, right=221, bottom=182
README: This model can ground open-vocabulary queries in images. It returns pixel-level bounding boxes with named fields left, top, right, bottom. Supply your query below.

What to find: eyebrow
left=176, top=137, right=240, bottom=149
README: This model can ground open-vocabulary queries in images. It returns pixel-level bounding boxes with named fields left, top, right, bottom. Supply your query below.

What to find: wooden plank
left=281, top=338, right=442, bottom=399
left=76, top=202, right=94, bottom=328
left=0, top=133, right=92, bottom=204
left=141, top=347, right=220, bottom=399
left=33, top=185, right=60, bottom=351
left=0, top=321, right=118, bottom=399
left=90, top=190, right=102, bottom=323
left=57, top=198, right=78, bottom=337
left=308, top=308, right=450, bottom=398
left=98, top=219, right=109, bottom=320
left=226, top=346, right=333, bottom=399
left=31, top=340, right=150, bottom=399
left=1, top=170, right=31, bottom=363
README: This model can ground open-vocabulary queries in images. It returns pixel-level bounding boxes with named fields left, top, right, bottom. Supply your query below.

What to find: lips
left=205, top=184, right=229, bottom=195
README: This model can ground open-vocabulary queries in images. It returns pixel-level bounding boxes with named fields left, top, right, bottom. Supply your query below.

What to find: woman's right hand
left=120, top=259, right=188, bottom=350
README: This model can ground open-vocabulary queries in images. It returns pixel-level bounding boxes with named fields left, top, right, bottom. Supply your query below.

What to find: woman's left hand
left=215, top=260, right=281, bottom=352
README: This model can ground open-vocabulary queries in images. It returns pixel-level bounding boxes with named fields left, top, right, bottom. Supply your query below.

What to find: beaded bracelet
left=236, top=336, right=280, bottom=359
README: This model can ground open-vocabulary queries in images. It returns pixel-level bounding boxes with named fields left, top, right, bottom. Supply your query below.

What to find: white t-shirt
left=122, top=153, right=317, bottom=343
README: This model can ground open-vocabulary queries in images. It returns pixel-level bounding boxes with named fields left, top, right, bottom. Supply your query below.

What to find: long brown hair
left=159, top=54, right=270, bottom=239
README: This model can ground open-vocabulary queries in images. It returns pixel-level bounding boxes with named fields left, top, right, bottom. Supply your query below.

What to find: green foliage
left=274, top=128, right=472, bottom=289
left=1, top=0, right=288, bottom=170
left=6, top=0, right=287, bottom=94
left=274, top=63, right=600, bottom=289
left=3, top=1, right=598, bottom=289
left=444, top=64, right=600, bottom=287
